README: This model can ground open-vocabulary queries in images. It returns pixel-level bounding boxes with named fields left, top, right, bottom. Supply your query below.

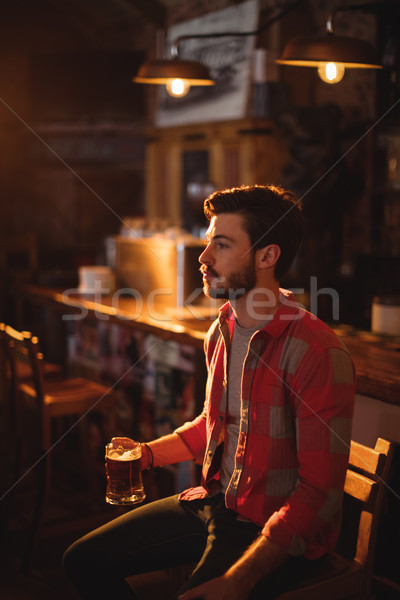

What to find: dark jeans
left=63, top=494, right=328, bottom=599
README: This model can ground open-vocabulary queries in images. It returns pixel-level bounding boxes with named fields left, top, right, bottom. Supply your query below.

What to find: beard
left=201, top=259, right=257, bottom=300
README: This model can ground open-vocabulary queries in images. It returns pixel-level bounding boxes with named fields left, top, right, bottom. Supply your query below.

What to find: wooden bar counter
left=21, top=284, right=211, bottom=348
left=21, top=284, right=400, bottom=406
left=334, top=328, right=400, bottom=405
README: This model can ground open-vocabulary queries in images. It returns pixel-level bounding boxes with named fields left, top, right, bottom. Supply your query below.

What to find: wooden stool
left=0, top=323, right=63, bottom=518
left=2, top=323, right=116, bottom=573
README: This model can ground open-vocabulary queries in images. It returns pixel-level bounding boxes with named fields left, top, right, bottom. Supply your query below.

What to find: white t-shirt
left=219, top=318, right=271, bottom=493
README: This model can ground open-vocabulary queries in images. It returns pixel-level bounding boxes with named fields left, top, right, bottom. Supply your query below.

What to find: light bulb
left=165, top=78, right=191, bottom=97
left=317, top=62, right=345, bottom=84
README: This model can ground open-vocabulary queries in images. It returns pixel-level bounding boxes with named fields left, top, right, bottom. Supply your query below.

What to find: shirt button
left=218, top=416, right=224, bottom=422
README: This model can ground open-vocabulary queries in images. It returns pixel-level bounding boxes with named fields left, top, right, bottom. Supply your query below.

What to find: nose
left=199, top=243, right=212, bottom=265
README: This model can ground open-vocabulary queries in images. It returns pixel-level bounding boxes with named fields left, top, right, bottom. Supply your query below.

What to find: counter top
left=23, top=285, right=400, bottom=405
left=333, top=327, right=400, bottom=405
left=22, top=284, right=212, bottom=349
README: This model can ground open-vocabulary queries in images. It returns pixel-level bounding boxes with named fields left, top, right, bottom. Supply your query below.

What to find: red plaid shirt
left=176, top=289, right=355, bottom=558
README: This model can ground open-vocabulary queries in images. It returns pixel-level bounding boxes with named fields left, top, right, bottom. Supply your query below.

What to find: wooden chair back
left=0, top=323, right=43, bottom=507
left=0, top=323, right=9, bottom=415
left=0, top=323, right=13, bottom=497
left=278, top=437, right=395, bottom=600
left=342, top=438, right=394, bottom=575
left=2, top=324, right=48, bottom=455
left=3, top=324, right=45, bottom=408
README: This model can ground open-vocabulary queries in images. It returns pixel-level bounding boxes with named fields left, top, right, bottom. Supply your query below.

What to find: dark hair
left=204, top=184, right=303, bottom=280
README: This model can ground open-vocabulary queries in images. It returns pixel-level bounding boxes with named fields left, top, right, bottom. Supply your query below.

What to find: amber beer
left=105, top=437, right=145, bottom=505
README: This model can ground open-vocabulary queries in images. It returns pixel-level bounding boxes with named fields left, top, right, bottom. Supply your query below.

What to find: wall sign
left=156, top=0, right=259, bottom=127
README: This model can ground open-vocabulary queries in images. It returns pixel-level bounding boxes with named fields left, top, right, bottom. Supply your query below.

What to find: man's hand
left=178, top=572, right=250, bottom=600
left=178, top=535, right=288, bottom=600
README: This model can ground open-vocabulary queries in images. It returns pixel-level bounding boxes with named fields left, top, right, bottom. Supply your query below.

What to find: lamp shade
left=133, top=58, right=215, bottom=85
left=277, top=33, right=382, bottom=68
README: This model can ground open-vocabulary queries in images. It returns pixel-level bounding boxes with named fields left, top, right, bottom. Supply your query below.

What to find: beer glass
left=105, top=437, right=145, bottom=505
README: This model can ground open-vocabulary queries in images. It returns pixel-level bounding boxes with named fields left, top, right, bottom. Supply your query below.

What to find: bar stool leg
left=20, top=450, right=51, bottom=574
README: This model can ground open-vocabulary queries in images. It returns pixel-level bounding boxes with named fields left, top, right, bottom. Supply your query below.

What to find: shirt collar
left=218, top=288, right=301, bottom=339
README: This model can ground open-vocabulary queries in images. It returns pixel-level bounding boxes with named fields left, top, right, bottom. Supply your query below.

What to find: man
left=63, top=185, right=355, bottom=599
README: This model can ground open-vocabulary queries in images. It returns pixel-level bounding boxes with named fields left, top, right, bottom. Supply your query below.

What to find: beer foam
left=109, top=449, right=135, bottom=461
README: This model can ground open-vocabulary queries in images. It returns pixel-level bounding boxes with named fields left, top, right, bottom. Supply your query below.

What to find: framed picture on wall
left=155, top=0, right=260, bottom=127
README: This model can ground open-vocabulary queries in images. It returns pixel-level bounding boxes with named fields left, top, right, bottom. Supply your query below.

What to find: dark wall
left=0, top=1, right=149, bottom=270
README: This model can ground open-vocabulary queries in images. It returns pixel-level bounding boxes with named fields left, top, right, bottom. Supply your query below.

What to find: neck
left=230, top=282, right=280, bottom=329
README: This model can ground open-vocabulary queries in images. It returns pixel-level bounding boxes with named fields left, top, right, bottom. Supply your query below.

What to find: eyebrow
left=206, top=233, right=235, bottom=243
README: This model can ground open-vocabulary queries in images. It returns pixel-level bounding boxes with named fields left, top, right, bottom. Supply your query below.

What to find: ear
left=256, top=244, right=281, bottom=270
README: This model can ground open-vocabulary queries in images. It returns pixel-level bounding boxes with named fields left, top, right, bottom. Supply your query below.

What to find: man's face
left=199, top=213, right=257, bottom=300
